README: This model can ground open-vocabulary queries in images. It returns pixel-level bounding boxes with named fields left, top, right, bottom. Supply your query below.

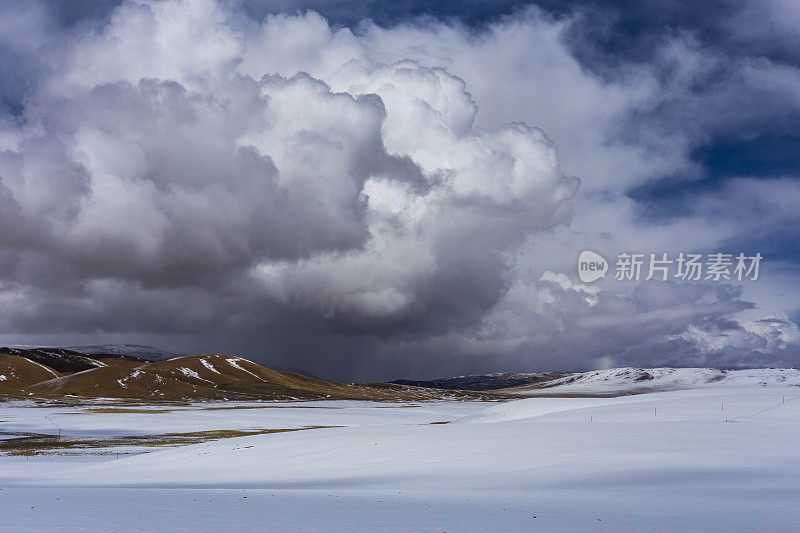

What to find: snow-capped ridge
left=506, top=367, right=800, bottom=395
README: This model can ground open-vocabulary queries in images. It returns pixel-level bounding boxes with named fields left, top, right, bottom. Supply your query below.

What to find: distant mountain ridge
left=3, top=344, right=184, bottom=363
left=394, top=367, right=800, bottom=395
left=391, top=372, right=569, bottom=391
left=502, top=367, right=800, bottom=395
left=0, top=347, right=110, bottom=373
left=63, top=344, right=184, bottom=361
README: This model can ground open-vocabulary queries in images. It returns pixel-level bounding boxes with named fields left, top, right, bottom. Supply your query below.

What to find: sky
left=0, top=0, right=799, bottom=380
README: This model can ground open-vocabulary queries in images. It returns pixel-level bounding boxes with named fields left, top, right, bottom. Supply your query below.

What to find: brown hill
left=19, top=354, right=488, bottom=401
left=0, top=354, right=62, bottom=392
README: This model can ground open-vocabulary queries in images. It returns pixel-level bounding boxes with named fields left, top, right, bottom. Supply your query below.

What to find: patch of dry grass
left=200, top=405, right=341, bottom=411
left=81, top=407, right=178, bottom=414
left=0, top=426, right=339, bottom=456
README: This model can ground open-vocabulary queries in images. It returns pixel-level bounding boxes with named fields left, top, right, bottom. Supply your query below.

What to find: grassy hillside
left=3, top=352, right=493, bottom=401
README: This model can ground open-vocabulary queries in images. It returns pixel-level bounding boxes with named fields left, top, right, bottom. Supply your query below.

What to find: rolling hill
left=3, top=345, right=798, bottom=400
left=0, top=349, right=485, bottom=401
left=0, top=353, right=61, bottom=390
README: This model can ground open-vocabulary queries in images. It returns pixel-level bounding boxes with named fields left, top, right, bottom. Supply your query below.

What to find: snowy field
left=1, top=387, right=799, bottom=532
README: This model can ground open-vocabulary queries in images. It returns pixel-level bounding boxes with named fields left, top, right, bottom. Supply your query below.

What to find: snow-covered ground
left=2, top=386, right=799, bottom=531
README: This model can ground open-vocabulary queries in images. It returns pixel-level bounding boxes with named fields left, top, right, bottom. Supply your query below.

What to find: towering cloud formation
left=0, top=0, right=797, bottom=378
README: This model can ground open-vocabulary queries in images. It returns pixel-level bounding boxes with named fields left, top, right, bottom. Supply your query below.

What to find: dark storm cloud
left=234, top=0, right=531, bottom=28
left=0, top=0, right=798, bottom=379
left=1, top=75, right=423, bottom=287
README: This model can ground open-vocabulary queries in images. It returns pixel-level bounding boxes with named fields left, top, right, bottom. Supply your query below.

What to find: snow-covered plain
left=2, top=386, right=799, bottom=532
